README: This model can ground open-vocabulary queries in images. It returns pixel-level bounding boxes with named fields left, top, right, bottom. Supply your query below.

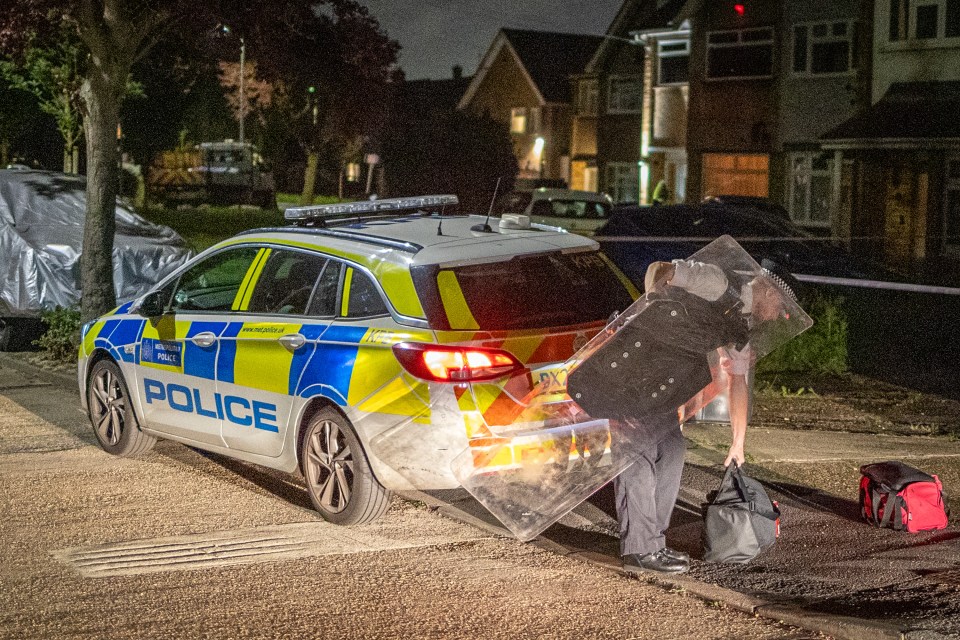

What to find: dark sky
left=362, top=0, right=625, bottom=80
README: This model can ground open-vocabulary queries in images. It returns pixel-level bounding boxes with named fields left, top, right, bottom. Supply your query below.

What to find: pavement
left=3, top=351, right=959, bottom=640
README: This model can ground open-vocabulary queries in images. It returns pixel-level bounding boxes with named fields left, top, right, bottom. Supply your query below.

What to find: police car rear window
left=412, top=251, right=634, bottom=330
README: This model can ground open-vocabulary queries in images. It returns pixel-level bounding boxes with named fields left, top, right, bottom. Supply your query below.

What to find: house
left=458, top=29, right=604, bottom=185
left=821, top=0, right=960, bottom=276
left=569, top=0, right=688, bottom=204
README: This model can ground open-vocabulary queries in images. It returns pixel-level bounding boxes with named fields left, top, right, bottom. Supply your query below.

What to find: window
left=702, top=154, right=769, bottom=198
left=607, top=76, right=642, bottom=113
left=510, top=107, right=527, bottom=134
left=528, top=107, right=542, bottom=134
left=168, top=247, right=260, bottom=312
left=246, top=250, right=328, bottom=315
left=605, top=162, right=639, bottom=203
left=658, top=40, right=690, bottom=84
left=577, top=79, right=599, bottom=115
left=788, top=153, right=833, bottom=227
left=945, top=157, right=960, bottom=255
left=411, top=251, right=634, bottom=331
left=889, top=0, right=960, bottom=41
left=707, top=28, right=774, bottom=79
left=343, top=268, right=388, bottom=318
left=307, top=261, right=342, bottom=317
left=793, top=21, right=856, bottom=75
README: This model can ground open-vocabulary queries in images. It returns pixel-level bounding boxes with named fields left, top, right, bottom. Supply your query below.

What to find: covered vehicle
left=0, top=169, right=193, bottom=348
left=595, top=202, right=887, bottom=287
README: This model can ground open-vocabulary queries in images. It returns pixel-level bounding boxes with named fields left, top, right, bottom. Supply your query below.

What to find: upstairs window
left=510, top=107, right=527, bottom=134
left=607, top=76, right=642, bottom=113
left=793, top=21, right=857, bottom=75
left=658, top=40, right=690, bottom=84
left=890, top=0, right=960, bottom=41
left=707, top=27, right=774, bottom=79
left=577, top=79, right=599, bottom=115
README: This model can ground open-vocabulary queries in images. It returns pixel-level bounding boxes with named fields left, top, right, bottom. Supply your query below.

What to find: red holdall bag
left=859, top=461, right=950, bottom=533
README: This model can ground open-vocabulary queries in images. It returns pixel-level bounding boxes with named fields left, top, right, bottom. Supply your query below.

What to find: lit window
left=577, top=79, right=599, bottom=115
left=788, top=152, right=833, bottom=227
left=706, top=27, right=774, bottom=79
left=346, top=162, right=361, bottom=182
left=658, top=40, right=690, bottom=85
left=793, top=21, right=856, bottom=75
left=703, top=153, right=769, bottom=198
left=510, top=108, right=527, bottom=134
left=607, top=76, right=642, bottom=113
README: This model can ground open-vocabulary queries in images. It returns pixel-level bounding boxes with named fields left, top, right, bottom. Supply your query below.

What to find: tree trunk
left=79, top=70, right=121, bottom=322
left=300, top=152, right=319, bottom=205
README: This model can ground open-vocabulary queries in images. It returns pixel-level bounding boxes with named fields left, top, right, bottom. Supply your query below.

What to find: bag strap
left=730, top=463, right=779, bottom=521
left=870, top=485, right=883, bottom=526
left=878, top=490, right=905, bottom=529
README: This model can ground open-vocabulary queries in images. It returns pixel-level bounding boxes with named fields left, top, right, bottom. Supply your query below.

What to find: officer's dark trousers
left=613, top=423, right=686, bottom=556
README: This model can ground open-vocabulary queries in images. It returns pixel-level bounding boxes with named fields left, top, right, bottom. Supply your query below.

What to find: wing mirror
left=136, top=291, right=166, bottom=317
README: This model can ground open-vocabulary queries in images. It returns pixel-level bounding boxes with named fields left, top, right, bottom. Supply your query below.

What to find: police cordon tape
left=793, top=273, right=960, bottom=296
left=591, top=235, right=960, bottom=297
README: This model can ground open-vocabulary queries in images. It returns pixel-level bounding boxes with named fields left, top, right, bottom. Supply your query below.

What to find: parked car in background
left=0, top=169, right=193, bottom=350
left=595, top=201, right=885, bottom=288
left=496, top=188, right=613, bottom=235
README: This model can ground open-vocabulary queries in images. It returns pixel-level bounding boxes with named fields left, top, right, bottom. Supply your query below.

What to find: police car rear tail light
left=285, top=195, right=459, bottom=222
left=392, top=343, right=525, bottom=383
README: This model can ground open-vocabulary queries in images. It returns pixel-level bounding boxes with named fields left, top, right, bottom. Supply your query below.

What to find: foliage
left=0, top=24, right=86, bottom=172
left=34, top=306, right=81, bottom=363
left=756, top=291, right=848, bottom=376
left=0, top=77, right=40, bottom=166
left=0, top=0, right=400, bottom=322
left=380, top=108, right=518, bottom=213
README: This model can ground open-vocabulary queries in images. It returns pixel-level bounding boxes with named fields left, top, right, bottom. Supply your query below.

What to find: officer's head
left=750, top=259, right=799, bottom=322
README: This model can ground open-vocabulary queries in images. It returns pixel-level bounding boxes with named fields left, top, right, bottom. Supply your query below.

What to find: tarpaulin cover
left=0, top=170, right=193, bottom=316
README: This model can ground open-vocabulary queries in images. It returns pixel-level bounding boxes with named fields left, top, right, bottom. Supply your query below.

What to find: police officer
left=610, top=258, right=796, bottom=574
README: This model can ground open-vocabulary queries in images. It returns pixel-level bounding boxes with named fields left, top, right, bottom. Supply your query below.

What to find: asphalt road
left=0, top=359, right=821, bottom=640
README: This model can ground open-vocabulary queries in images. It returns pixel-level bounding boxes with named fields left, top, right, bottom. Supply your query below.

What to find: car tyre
left=301, top=408, right=391, bottom=525
left=87, top=359, right=156, bottom=457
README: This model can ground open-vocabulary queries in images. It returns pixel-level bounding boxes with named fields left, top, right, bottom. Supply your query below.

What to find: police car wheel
left=87, top=360, right=156, bottom=457
left=301, top=409, right=391, bottom=526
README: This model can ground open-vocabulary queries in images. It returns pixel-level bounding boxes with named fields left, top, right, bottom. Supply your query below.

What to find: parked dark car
left=595, top=202, right=886, bottom=288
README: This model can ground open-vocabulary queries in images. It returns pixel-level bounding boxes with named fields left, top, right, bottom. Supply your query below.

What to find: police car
left=78, top=195, right=637, bottom=525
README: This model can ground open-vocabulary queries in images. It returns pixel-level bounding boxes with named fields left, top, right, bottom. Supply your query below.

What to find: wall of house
left=597, top=42, right=645, bottom=197
left=872, top=1, right=960, bottom=101
left=686, top=0, right=781, bottom=202
left=778, top=0, right=860, bottom=147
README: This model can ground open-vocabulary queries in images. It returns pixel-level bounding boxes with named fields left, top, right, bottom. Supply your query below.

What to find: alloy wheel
left=305, top=419, right=355, bottom=513
left=91, top=368, right=126, bottom=446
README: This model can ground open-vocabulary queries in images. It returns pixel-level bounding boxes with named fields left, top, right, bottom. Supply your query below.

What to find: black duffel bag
left=702, top=463, right=780, bottom=563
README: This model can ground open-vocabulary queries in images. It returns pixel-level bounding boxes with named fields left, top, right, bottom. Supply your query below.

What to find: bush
left=34, top=307, right=82, bottom=363
left=756, top=291, right=848, bottom=375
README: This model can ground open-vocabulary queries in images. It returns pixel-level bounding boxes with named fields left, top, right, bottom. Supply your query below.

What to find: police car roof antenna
left=471, top=176, right=501, bottom=233
left=437, top=204, right=446, bottom=236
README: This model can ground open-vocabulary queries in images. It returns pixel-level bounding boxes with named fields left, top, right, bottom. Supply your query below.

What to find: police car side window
left=246, top=250, right=328, bottom=316
left=307, top=261, right=342, bottom=317
left=171, top=247, right=260, bottom=312
left=344, top=269, right=388, bottom=319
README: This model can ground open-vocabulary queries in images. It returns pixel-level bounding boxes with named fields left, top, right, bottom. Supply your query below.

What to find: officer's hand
left=724, top=444, right=745, bottom=468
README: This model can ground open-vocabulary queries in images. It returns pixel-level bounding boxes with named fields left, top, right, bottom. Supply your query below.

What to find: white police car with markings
left=79, top=195, right=637, bottom=525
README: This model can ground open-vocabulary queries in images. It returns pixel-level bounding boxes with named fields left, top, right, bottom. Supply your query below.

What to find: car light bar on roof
left=285, top=195, right=459, bottom=221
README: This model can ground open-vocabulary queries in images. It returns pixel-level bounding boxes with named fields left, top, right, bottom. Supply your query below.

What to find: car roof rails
left=285, top=195, right=459, bottom=227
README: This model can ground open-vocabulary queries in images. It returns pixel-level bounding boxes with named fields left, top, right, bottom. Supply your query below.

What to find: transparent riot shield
left=379, top=235, right=813, bottom=541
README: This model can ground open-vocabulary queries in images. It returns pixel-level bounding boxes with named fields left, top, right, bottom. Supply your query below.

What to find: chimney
left=452, top=65, right=463, bottom=80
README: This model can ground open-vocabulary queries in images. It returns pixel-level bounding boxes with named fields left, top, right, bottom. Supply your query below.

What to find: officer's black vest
left=567, top=286, right=749, bottom=424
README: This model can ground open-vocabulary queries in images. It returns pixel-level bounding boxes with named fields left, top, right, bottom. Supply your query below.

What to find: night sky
left=362, top=0, right=625, bottom=80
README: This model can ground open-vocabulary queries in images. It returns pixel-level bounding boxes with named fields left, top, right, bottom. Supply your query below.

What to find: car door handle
left=278, top=333, right=306, bottom=351
left=190, top=332, right=217, bottom=348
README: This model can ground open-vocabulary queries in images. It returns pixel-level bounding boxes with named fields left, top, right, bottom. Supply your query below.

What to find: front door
left=134, top=246, right=260, bottom=447
left=217, top=248, right=332, bottom=456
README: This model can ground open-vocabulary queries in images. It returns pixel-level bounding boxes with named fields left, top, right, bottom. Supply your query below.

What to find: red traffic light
left=734, top=3, right=745, bottom=15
